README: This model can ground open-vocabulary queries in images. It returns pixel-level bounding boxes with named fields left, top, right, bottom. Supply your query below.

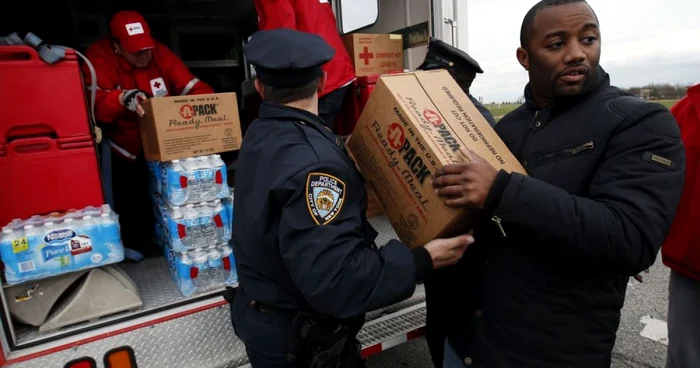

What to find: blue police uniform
left=418, top=37, right=497, bottom=128
left=230, top=28, right=434, bottom=367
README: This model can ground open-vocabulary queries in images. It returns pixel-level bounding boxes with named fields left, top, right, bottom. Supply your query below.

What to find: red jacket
left=254, top=0, right=356, bottom=97
left=662, top=84, right=700, bottom=280
left=83, top=38, right=214, bottom=159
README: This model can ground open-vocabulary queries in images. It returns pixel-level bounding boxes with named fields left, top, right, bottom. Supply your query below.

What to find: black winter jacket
left=444, top=67, right=685, bottom=368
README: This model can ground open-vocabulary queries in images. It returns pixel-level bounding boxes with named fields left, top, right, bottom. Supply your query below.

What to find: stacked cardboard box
left=347, top=70, right=528, bottom=248
left=140, top=92, right=243, bottom=297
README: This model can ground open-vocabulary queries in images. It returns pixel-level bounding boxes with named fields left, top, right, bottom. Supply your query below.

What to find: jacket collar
left=258, top=102, right=343, bottom=148
left=523, top=65, right=610, bottom=121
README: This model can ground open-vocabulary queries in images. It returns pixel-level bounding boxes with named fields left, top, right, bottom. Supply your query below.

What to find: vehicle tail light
left=104, top=346, right=138, bottom=368
left=64, top=357, right=97, bottom=368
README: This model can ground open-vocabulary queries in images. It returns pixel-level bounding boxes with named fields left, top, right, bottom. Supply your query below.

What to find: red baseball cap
left=109, top=11, right=155, bottom=53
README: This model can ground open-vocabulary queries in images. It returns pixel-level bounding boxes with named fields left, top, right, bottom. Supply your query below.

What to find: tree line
left=622, top=83, right=694, bottom=100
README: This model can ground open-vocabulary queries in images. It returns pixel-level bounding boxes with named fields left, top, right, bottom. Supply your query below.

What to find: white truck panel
left=360, top=0, right=431, bottom=70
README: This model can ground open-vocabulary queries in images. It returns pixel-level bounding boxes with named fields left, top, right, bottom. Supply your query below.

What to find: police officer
left=417, top=37, right=497, bottom=127
left=230, top=28, right=474, bottom=367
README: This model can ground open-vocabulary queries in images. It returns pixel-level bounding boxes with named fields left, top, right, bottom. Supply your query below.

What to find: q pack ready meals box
left=342, top=33, right=404, bottom=77
left=346, top=70, right=527, bottom=248
left=139, top=92, right=243, bottom=162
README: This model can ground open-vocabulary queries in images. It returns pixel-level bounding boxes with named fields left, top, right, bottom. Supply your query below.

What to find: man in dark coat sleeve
left=432, top=1, right=686, bottom=367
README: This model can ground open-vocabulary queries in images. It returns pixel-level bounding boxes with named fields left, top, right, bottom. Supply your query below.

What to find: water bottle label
left=12, top=237, right=29, bottom=254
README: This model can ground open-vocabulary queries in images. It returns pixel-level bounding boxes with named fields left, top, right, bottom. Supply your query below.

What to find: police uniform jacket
left=232, top=102, right=433, bottom=320
left=445, top=66, right=686, bottom=367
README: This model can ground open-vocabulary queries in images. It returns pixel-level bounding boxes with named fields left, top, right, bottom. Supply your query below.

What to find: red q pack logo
left=423, top=109, right=442, bottom=126
left=179, top=105, right=195, bottom=119
left=388, top=123, right=405, bottom=149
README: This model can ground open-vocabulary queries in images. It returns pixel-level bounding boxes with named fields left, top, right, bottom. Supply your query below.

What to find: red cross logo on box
left=153, top=81, right=161, bottom=89
left=359, top=47, right=374, bottom=65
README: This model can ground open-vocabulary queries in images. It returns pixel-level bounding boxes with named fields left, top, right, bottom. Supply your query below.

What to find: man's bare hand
left=432, top=148, right=498, bottom=209
left=423, top=232, right=475, bottom=269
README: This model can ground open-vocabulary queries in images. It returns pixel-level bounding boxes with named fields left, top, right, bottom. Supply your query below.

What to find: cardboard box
left=346, top=70, right=527, bottom=248
left=342, top=33, right=404, bottom=77
left=139, top=92, right=243, bottom=161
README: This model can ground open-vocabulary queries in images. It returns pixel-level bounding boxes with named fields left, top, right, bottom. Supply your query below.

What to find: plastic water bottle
left=198, top=203, right=217, bottom=244
left=1, top=228, right=14, bottom=253
left=168, top=206, right=184, bottom=249
left=209, top=154, right=228, bottom=197
left=206, top=247, right=223, bottom=290
left=27, top=215, right=43, bottom=227
left=176, top=251, right=195, bottom=294
left=219, top=244, right=237, bottom=285
left=98, top=213, right=121, bottom=245
left=194, top=156, right=214, bottom=200
left=81, top=215, right=98, bottom=237
left=211, top=200, right=229, bottom=241
left=180, top=158, right=201, bottom=200
left=191, top=250, right=210, bottom=291
left=167, top=160, right=188, bottom=205
left=182, top=205, right=200, bottom=248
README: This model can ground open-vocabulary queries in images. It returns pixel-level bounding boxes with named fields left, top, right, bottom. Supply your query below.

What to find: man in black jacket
left=431, top=0, right=686, bottom=367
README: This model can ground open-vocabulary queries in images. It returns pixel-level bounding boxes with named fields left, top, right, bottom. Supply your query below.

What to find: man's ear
left=317, top=72, right=328, bottom=94
left=517, top=47, right=529, bottom=71
left=113, top=40, right=122, bottom=55
left=254, top=78, right=265, bottom=99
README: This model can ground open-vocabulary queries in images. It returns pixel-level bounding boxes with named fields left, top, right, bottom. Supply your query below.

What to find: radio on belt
left=346, top=70, right=528, bottom=248
left=139, top=92, right=243, bottom=162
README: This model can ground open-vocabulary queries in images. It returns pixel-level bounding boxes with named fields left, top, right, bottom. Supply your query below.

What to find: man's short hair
left=520, top=0, right=597, bottom=49
left=261, top=77, right=321, bottom=104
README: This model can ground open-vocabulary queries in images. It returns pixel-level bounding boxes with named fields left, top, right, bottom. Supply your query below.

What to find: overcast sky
left=465, top=0, right=700, bottom=103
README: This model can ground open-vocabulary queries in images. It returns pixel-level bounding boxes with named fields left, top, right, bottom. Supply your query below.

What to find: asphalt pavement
left=366, top=256, right=672, bottom=368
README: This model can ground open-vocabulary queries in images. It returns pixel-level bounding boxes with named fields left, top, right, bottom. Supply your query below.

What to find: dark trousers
left=231, top=289, right=364, bottom=367
left=666, top=270, right=700, bottom=368
left=318, top=85, right=351, bottom=133
left=111, top=151, right=156, bottom=255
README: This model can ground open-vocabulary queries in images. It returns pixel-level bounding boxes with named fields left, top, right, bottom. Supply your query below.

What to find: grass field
left=486, top=99, right=679, bottom=122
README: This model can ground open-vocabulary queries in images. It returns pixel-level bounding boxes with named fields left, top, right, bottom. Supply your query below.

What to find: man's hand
left=119, top=89, right=148, bottom=117
left=422, top=232, right=475, bottom=269
left=432, top=148, right=498, bottom=209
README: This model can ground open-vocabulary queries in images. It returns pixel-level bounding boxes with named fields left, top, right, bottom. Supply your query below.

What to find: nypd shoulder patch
left=306, top=172, right=346, bottom=225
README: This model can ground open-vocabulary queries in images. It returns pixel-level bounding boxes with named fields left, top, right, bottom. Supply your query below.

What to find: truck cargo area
left=0, top=0, right=441, bottom=365
left=0, top=0, right=257, bottom=352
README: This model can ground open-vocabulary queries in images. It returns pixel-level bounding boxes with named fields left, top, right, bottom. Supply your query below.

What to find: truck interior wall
left=360, top=0, right=430, bottom=70
left=0, top=0, right=257, bottom=92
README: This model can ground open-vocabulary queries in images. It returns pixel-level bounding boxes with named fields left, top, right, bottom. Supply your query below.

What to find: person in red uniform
left=254, top=0, right=356, bottom=132
left=662, top=83, right=700, bottom=368
left=83, top=10, right=214, bottom=260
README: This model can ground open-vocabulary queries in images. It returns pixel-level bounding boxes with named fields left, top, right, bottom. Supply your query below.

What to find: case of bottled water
left=147, top=154, right=230, bottom=207
left=166, top=242, right=238, bottom=297
left=151, top=195, right=232, bottom=253
left=0, top=205, right=125, bottom=285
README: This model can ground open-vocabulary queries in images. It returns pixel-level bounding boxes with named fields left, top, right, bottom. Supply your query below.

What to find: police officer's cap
left=243, top=28, right=335, bottom=88
left=418, top=37, right=484, bottom=75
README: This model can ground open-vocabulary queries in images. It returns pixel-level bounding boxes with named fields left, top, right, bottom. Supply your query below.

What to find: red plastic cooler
left=0, top=45, right=104, bottom=226
left=0, top=46, right=93, bottom=144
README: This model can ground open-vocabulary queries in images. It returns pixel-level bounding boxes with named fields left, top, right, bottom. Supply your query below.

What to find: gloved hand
left=120, top=89, right=148, bottom=117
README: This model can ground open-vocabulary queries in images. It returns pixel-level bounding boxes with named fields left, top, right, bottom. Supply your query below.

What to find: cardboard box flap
left=414, top=71, right=527, bottom=174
